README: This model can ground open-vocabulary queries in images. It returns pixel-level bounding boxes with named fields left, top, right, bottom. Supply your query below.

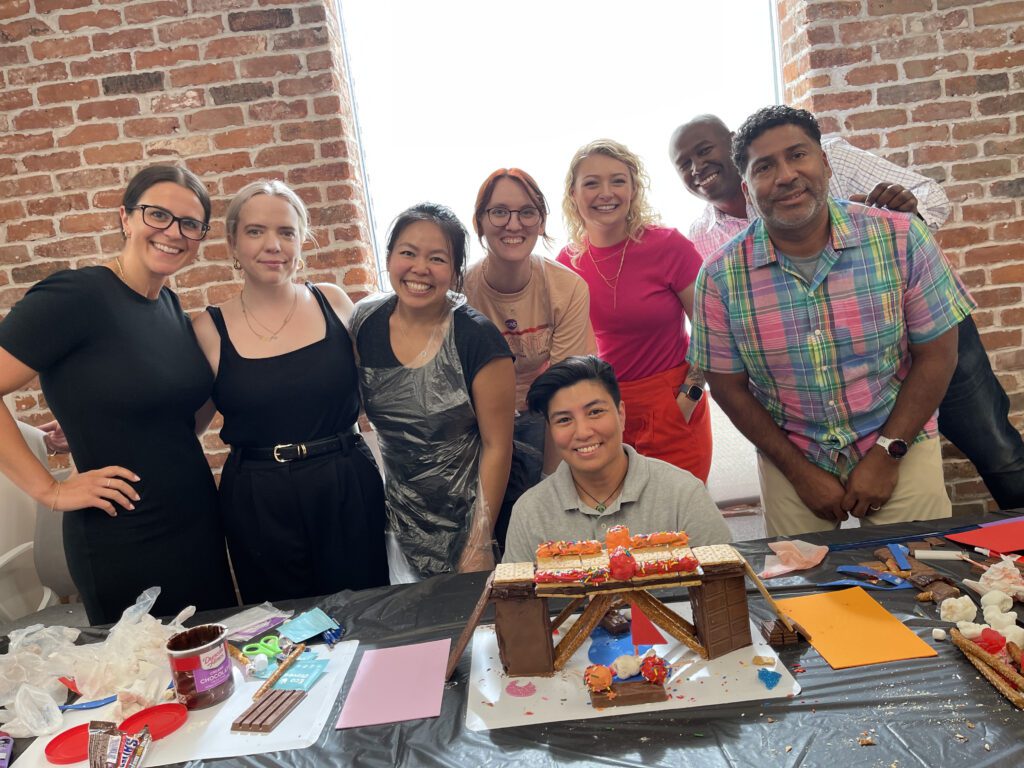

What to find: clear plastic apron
left=351, top=294, right=482, bottom=578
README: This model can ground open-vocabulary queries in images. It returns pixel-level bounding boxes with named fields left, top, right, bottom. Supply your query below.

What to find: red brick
left=12, top=261, right=71, bottom=283
left=877, top=35, right=939, bottom=58
left=174, top=264, right=233, bottom=288
left=35, top=0, right=92, bottom=10
left=298, top=4, right=327, bottom=23
left=942, top=28, right=1008, bottom=50
left=975, top=49, right=1024, bottom=69
left=0, top=200, right=24, bottom=221
left=812, top=91, right=871, bottom=111
left=169, top=61, right=236, bottom=88
left=157, top=16, right=224, bottom=44
left=254, top=143, right=315, bottom=166
left=1000, top=306, right=1024, bottom=326
left=917, top=166, right=947, bottom=184
left=55, top=166, right=120, bottom=192
left=985, top=138, right=1024, bottom=156
left=206, top=282, right=241, bottom=305
left=0, top=43, right=28, bottom=66
left=0, top=17, right=52, bottom=42
left=25, top=195, right=86, bottom=219
left=58, top=211, right=116, bottom=234
left=124, top=0, right=188, bottom=24
left=193, top=0, right=250, bottom=10
left=0, top=87, right=31, bottom=110
left=146, top=134, right=210, bottom=158
left=280, top=119, right=343, bottom=142
left=92, top=29, right=154, bottom=52
left=271, top=26, right=328, bottom=51
left=0, top=244, right=29, bottom=264
left=846, top=136, right=883, bottom=153
left=211, top=125, right=274, bottom=150
left=134, top=45, right=199, bottom=69
left=993, top=346, right=1024, bottom=371
left=287, top=163, right=352, bottom=186
left=0, top=0, right=29, bottom=19
left=187, top=152, right=251, bottom=175
left=91, top=190, right=122, bottom=209
left=123, top=117, right=180, bottom=138
left=70, top=52, right=131, bottom=77
left=845, top=64, right=898, bottom=86
left=37, top=79, right=99, bottom=104
left=76, top=97, right=140, bottom=121
left=57, top=123, right=119, bottom=147
left=319, top=141, right=351, bottom=160
left=205, top=35, right=265, bottom=59
left=8, top=61, right=67, bottom=86
left=276, top=72, right=333, bottom=97
left=839, top=17, right=902, bottom=43
left=902, top=53, right=968, bottom=79
left=911, top=101, right=973, bottom=121
left=306, top=50, right=332, bottom=71
left=185, top=106, right=244, bottom=131
left=0, top=132, right=54, bottom=154
left=979, top=93, right=1024, bottom=116
left=228, top=9, right=293, bottom=31
left=342, top=267, right=371, bottom=287
left=240, top=53, right=302, bottom=78
left=30, top=36, right=90, bottom=59
left=58, top=9, right=121, bottom=32
left=885, top=125, right=949, bottom=147
left=13, top=106, right=74, bottom=131
left=946, top=73, right=1011, bottom=97
left=912, top=144, right=978, bottom=164
left=992, top=178, right=1024, bottom=197
left=868, top=0, right=932, bottom=14
left=953, top=118, right=1010, bottom=140
left=943, top=183, right=984, bottom=203
left=934, top=227, right=988, bottom=249
left=961, top=202, right=1015, bottom=223
left=844, top=109, right=907, bottom=131
left=7, top=219, right=55, bottom=241
left=965, top=244, right=1020, bottom=267
left=974, top=1, right=1024, bottom=25
left=247, top=99, right=307, bottom=121
left=209, top=81, right=272, bottom=105
left=221, top=170, right=272, bottom=194
left=994, top=220, right=1024, bottom=240
left=151, top=89, right=204, bottom=113
left=82, top=141, right=143, bottom=164
left=877, top=80, right=942, bottom=104
left=0, top=176, right=52, bottom=201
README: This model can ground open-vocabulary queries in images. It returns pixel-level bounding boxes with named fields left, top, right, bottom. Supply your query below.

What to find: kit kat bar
left=231, top=689, right=307, bottom=733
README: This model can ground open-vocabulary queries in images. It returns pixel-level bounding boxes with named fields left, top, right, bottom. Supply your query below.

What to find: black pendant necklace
left=573, top=473, right=627, bottom=513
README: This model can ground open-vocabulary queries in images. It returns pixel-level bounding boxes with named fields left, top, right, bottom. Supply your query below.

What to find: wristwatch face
left=685, top=385, right=704, bottom=402
left=887, top=439, right=909, bottom=458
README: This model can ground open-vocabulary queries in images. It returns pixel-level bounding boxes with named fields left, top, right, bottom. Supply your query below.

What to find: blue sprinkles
left=758, top=668, right=782, bottom=690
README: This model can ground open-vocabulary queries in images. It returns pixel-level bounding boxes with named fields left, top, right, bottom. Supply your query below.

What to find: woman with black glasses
left=0, top=165, right=236, bottom=625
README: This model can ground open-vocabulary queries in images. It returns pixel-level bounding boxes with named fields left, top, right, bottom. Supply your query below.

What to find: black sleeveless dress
left=208, top=284, right=387, bottom=602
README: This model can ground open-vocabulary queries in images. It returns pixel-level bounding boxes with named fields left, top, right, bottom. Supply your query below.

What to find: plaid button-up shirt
left=688, top=199, right=974, bottom=474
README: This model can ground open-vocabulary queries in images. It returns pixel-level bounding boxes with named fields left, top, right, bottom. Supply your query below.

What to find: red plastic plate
left=45, top=722, right=89, bottom=765
left=118, top=702, right=188, bottom=741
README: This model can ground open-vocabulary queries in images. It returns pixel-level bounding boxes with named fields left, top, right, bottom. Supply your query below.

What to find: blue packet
left=278, top=608, right=339, bottom=643
left=273, top=659, right=330, bottom=692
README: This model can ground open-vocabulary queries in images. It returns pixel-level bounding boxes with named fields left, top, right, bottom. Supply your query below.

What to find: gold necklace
left=572, top=472, right=627, bottom=513
left=240, top=285, right=298, bottom=341
left=587, top=240, right=629, bottom=309
left=112, top=257, right=127, bottom=282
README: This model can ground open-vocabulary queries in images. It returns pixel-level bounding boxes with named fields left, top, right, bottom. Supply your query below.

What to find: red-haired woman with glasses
left=558, top=140, right=712, bottom=483
left=464, top=168, right=596, bottom=486
left=0, top=165, right=236, bottom=625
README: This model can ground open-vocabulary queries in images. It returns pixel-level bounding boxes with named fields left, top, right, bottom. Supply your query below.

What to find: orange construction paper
left=776, top=587, right=936, bottom=669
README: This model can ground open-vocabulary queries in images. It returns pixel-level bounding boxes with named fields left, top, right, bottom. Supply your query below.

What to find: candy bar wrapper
left=118, top=727, right=152, bottom=768
left=88, top=723, right=153, bottom=768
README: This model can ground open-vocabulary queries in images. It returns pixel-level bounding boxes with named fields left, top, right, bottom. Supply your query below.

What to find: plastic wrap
left=352, top=294, right=486, bottom=577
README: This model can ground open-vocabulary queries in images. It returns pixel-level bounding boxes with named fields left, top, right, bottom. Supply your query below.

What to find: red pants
left=619, top=362, right=712, bottom=483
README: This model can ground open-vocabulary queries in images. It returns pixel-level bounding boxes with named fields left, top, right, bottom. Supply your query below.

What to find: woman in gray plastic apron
left=464, top=168, right=596, bottom=483
left=351, top=203, right=515, bottom=582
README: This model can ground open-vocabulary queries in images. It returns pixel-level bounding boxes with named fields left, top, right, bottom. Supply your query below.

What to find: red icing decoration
left=609, top=547, right=637, bottom=581
left=505, top=681, right=537, bottom=698
left=640, top=655, right=668, bottom=685
left=975, top=627, right=1007, bottom=655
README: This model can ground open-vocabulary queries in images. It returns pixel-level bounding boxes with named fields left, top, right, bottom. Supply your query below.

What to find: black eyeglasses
left=128, top=205, right=210, bottom=241
left=485, top=206, right=541, bottom=228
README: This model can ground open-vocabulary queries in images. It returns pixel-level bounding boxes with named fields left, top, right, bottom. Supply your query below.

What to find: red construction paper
left=946, top=519, right=1024, bottom=554
left=629, top=603, right=667, bottom=646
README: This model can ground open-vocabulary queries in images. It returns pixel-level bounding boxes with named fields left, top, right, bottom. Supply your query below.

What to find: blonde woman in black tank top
left=193, top=181, right=387, bottom=602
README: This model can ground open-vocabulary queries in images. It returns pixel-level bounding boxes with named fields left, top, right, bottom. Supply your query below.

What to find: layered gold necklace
left=588, top=240, right=629, bottom=309
left=240, top=284, right=299, bottom=342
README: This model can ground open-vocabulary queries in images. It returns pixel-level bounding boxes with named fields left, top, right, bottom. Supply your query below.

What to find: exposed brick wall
left=777, top=0, right=1024, bottom=512
left=0, top=0, right=377, bottom=469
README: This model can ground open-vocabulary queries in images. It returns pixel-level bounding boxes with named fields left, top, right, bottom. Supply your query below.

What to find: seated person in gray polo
left=502, top=355, right=731, bottom=564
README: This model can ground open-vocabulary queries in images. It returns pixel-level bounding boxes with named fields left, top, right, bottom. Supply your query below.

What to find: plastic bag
left=0, top=684, right=63, bottom=738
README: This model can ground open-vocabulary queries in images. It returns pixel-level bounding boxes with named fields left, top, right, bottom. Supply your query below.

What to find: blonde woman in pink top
left=557, top=139, right=712, bottom=482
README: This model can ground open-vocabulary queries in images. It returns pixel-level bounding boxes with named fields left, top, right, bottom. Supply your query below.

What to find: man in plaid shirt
left=674, top=111, right=1024, bottom=518
left=687, top=105, right=975, bottom=536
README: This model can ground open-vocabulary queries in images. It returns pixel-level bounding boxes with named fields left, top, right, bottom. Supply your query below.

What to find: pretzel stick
left=1008, top=641, right=1022, bottom=668
left=742, top=560, right=797, bottom=634
left=950, top=630, right=1024, bottom=690
left=550, top=597, right=585, bottom=632
left=957, top=645, right=1024, bottom=710
left=226, top=643, right=249, bottom=666
left=253, top=642, right=306, bottom=701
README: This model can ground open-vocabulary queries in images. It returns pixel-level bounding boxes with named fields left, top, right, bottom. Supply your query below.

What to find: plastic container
left=166, top=623, right=235, bottom=710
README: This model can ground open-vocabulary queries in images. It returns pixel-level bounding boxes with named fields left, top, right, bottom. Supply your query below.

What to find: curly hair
left=472, top=168, right=553, bottom=250
left=731, top=105, right=822, bottom=174
left=561, top=139, right=660, bottom=261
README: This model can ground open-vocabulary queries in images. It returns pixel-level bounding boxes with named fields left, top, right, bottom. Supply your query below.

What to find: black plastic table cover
left=7, top=512, right=1024, bottom=767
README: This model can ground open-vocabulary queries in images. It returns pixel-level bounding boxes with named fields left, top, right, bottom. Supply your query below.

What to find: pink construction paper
left=947, top=519, right=1024, bottom=554
left=336, top=638, right=450, bottom=729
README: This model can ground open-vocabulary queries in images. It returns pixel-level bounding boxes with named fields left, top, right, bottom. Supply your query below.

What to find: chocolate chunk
left=589, top=680, right=668, bottom=708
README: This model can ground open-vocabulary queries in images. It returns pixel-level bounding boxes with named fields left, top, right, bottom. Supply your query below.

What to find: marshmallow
left=956, top=621, right=987, bottom=639
left=1002, top=625, right=1024, bottom=649
left=940, top=595, right=978, bottom=623
left=610, top=654, right=642, bottom=679
left=980, top=590, right=1014, bottom=613
left=932, top=628, right=947, bottom=641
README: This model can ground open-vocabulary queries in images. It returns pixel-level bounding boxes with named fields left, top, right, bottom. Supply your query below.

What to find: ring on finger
left=105, top=478, right=111, bottom=489
left=869, top=504, right=881, bottom=512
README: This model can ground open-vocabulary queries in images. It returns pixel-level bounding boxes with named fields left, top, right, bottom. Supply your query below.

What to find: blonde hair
left=224, top=180, right=311, bottom=247
left=561, top=138, right=660, bottom=260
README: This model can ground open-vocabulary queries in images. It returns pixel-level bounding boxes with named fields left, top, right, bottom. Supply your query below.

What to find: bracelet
left=50, top=479, right=62, bottom=513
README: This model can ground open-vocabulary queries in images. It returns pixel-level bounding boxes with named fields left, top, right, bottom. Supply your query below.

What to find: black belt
left=238, top=432, right=361, bottom=463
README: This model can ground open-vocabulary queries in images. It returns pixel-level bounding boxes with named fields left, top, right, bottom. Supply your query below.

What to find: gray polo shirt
left=502, top=445, right=732, bottom=563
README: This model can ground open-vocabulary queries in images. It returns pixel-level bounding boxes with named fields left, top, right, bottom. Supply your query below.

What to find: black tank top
left=208, top=284, right=360, bottom=448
